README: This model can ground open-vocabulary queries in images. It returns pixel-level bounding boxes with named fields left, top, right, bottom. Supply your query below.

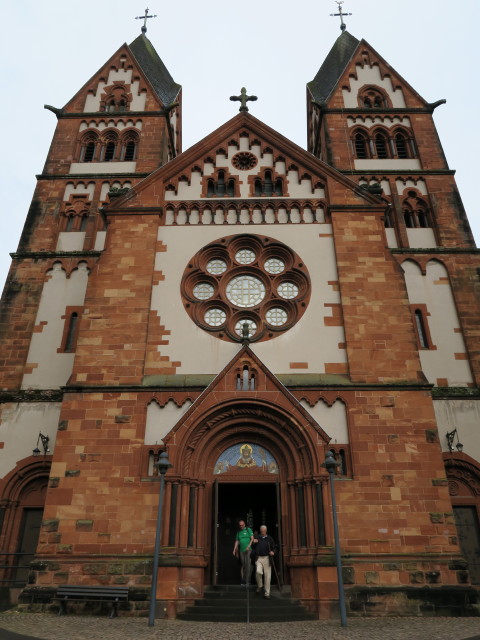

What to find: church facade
left=0, top=26, right=479, bottom=618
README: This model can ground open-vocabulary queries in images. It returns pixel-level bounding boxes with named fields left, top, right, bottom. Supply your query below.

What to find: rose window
left=231, top=152, right=258, bottom=171
left=181, top=234, right=310, bottom=343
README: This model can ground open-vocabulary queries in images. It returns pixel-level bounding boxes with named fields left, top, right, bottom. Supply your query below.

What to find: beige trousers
left=255, top=555, right=272, bottom=596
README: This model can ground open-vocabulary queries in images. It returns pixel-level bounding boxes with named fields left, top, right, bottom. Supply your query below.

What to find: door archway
left=0, top=457, right=50, bottom=587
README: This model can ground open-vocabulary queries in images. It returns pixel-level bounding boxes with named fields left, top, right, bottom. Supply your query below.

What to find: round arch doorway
left=212, top=443, right=282, bottom=585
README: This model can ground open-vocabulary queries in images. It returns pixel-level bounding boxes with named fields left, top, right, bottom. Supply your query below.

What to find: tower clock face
left=180, top=234, right=311, bottom=343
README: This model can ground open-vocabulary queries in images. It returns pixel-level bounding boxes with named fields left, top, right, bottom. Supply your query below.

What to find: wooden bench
left=54, top=585, right=129, bottom=618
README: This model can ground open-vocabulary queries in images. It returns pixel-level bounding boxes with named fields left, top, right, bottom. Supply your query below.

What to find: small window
left=65, top=313, right=79, bottom=352
left=83, top=141, right=95, bottom=162
left=375, top=133, right=389, bottom=158
left=263, top=171, right=273, bottom=197
left=384, top=211, right=393, bottom=228
left=254, top=179, right=262, bottom=197
left=395, top=133, right=409, bottom=158
left=404, top=209, right=415, bottom=228
left=417, top=210, right=430, bottom=228
left=274, top=178, right=283, bottom=196
left=414, top=309, right=429, bottom=349
left=354, top=133, right=368, bottom=159
left=124, top=140, right=136, bottom=161
left=66, top=216, right=74, bottom=231
left=79, top=215, right=88, bottom=231
left=104, top=141, right=116, bottom=161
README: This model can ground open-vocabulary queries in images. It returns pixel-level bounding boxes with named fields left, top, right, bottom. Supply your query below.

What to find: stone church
left=0, top=18, right=479, bottom=619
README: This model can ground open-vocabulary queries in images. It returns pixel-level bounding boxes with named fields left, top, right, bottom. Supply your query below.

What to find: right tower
left=308, top=30, right=480, bottom=590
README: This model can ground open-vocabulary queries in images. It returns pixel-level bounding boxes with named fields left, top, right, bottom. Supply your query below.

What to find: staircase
left=177, top=585, right=316, bottom=622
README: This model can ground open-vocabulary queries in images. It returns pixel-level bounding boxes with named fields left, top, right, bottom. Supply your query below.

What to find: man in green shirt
left=233, top=520, right=254, bottom=585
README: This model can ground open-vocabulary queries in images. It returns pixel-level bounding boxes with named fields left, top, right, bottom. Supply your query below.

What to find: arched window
left=79, top=215, right=88, bottom=231
left=354, top=132, right=369, bottom=159
left=374, top=132, right=390, bottom=158
left=226, top=179, right=235, bottom=197
left=65, top=312, right=79, bottom=352
left=414, top=309, right=429, bottom=349
left=417, top=209, right=429, bottom=228
left=359, top=87, right=388, bottom=109
left=395, top=132, right=410, bottom=158
left=384, top=210, right=393, bottom=228
left=66, top=216, right=75, bottom=231
left=207, top=179, right=215, bottom=197
left=254, top=179, right=262, bottom=197
left=83, top=140, right=96, bottom=162
left=404, top=208, right=415, bottom=228
left=107, top=100, right=116, bottom=113
left=263, top=171, right=273, bottom=197
left=104, top=140, right=116, bottom=161
left=118, top=99, right=127, bottom=113
left=274, top=178, right=283, bottom=196
left=123, top=140, right=136, bottom=161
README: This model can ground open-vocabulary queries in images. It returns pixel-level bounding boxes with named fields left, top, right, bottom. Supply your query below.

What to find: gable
left=163, top=345, right=331, bottom=447
left=309, top=34, right=427, bottom=110
left=107, top=112, right=383, bottom=212
left=62, top=38, right=180, bottom=114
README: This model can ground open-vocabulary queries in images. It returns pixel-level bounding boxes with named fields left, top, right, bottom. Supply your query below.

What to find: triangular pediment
left=163, top=345, right=331, bottom=448
left=62, top=37, right=180, bottom=114
left=106, top=112, right=383, bottom=211
left=308, top=33, right=428, bottom=108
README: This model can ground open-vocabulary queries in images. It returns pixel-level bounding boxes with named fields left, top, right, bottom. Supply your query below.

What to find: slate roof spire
left=128, top=33, right=181, bottom=106
left=307, top=30, right=359, bottom=104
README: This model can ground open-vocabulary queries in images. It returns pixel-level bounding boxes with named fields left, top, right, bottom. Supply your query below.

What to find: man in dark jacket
left=252, top=525, right=276, bottom=598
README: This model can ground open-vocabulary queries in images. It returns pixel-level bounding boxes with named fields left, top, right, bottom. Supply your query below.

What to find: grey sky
left=1, top=0, right=479, bottom=291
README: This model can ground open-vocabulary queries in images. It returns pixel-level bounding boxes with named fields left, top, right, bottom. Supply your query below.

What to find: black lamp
left=33, top=433, right=50, bottom=456
left=446, top=428, right=463, bottom=453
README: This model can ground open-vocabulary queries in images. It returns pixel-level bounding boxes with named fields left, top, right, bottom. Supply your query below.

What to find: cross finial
left=135, top=7, right=157, bottom=34
left=230, top=87, right=258, bottom=113
left=330, top=1, right=352, bottom=32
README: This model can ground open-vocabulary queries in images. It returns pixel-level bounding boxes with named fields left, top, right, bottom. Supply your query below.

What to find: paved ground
left=0, top=612, right=479, bottom=640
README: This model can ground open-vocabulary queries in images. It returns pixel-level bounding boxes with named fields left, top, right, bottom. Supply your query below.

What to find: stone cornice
left=391, top=248, right=480, bottom=255
left=0, top=389, right=63, bottom=403
left=10, top=251, right=102, bottom=259
left=36, top=173, right=150, bottom=180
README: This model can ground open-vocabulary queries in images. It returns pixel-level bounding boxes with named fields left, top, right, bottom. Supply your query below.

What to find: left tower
left=0, top=32, right=181, bottom=598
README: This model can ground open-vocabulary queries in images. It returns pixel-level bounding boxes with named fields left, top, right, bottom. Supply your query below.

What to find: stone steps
left=177, top=585, right=316, bottom=622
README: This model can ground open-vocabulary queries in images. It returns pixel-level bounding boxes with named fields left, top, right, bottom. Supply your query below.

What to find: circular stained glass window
left=235, top=318, right=258, bottom=337
left=264, top=258, right=285, bottom=274
left=181, top=234, right=310, bottom=343
left=226, top=276, right=266, bottom=308
left=193, top=282, right=214, bottom=300
left=265, top=307, right=288, bottom=326
left=204, top=308, right=226, bottom=326
left=235, top=249, right=256, bottom=265
left=277, top=282, right=299, bottom=299
left=206, top=259, right=227, bottom=275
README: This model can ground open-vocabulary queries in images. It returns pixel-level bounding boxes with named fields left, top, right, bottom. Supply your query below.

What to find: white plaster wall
left=56, top=232, right=86, bottom=252
left=406, top=228, right=437, bottom=248
left=165, top=149, right=325, bottom=201
left=396, top=179, right=427, bottom=196
left=63, top=182, right=95, bottom=200
left=402, top=260, right=473, bottom=386
left=83, top=69, right=146, bottom=112
left=152, top=225, right=346, bottom=375
left=94, top=231, right=107, bottom=251
left=22, top=263, right=89, bottom=389
left=347, top=116, right=411, bottom=129
left=300, top=399, right=349, bottom=443
left=100, top=181, right=132, bottom=200
left=144, top=399, right=193, bottom=444
left=342, top=65, right=406, bottom=108
left=434, top=399, right=480, bottom=464
left=354, top=159, right=421, bottom=170
left=70, top=162, right=136, bottom=174
left=79, top=120, right=142, bottom=132
left=0, top=403, right=60, bottom=479
left=385, top=228, right=398, bottom=248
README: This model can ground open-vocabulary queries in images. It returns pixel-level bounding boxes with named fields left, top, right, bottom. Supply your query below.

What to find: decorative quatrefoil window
left=181, top=234, right=311, bottom=342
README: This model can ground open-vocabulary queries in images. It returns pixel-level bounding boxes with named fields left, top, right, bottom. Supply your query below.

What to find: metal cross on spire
left=230, top=87, right=258, bottom=113
left=135, top=7, right=157, bottom=34
left=330, top=1, right=352, bottom=32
